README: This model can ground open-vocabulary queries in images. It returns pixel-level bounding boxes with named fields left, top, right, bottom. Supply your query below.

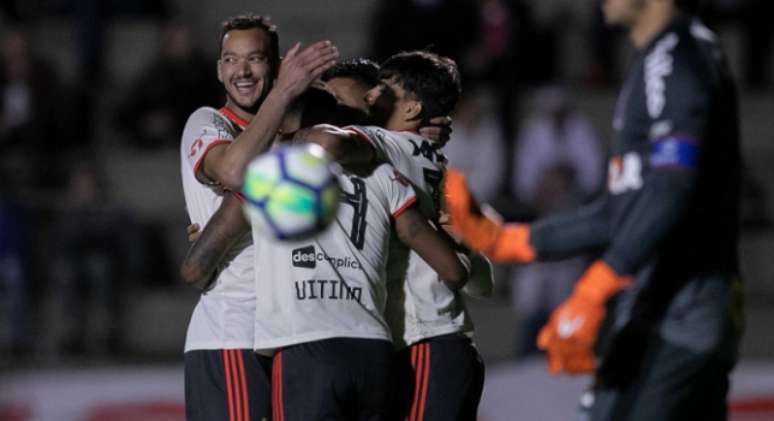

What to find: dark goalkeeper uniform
left=528, top=16, right=743, bottom=421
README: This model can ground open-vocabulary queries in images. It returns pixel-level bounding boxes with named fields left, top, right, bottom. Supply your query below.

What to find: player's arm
left=445, top=169, right=610, bottom=263
left=395, top=206, right=470, bottom=290
left=202, top=41, right=340, bottom=189
left=180, top=193, right=249, bottom=289
left=300, top=124, right=377, bottom=167
left=537, top=50, right=711, bottom=375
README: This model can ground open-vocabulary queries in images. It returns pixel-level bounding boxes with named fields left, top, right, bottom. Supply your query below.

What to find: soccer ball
left=241, top=144, right=341, bottom=241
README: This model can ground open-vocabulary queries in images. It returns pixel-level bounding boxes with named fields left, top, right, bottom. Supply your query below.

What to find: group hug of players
left=181, top=1, right=743, bottom=420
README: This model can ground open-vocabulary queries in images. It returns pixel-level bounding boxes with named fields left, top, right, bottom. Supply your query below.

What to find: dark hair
left=220, top=14, right=280, bottom=77
left=378, top=51, right=461, bottom=119
left=675, top=0, right=703, bottom=13
left=294, top=88, right=370, bottom=128
left=321, top=57, right=380, bottom=86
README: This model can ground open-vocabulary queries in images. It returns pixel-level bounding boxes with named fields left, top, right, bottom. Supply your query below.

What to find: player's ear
left=217, top=60, right=224, bottom=83
left=405, top=100, right=422, bottom=122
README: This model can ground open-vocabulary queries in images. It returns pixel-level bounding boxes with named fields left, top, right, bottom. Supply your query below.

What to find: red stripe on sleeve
left=393, top=196, right=418, bottom=219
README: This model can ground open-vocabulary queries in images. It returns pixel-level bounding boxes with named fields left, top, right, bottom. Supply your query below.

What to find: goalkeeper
left=445, top=0, right=743, bottom=419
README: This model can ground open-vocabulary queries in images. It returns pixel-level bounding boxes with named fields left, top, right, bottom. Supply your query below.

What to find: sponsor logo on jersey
left=294, top=279, right=362, bottom=302
left=408, top=138, right=446, bottom=164
left=645, top=33, right=679, bottom=118
left=608, top=152, right=643, bottom=194
left=291, top=245, right=361, bottom=270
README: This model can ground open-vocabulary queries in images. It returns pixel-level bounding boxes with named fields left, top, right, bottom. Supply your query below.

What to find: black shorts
left=582, top=337, right=734, bottom=421
left=392, top=333, right=485, bottom=421
left=184, top=349, right=272, bottom=421
left=272, top=337, right=393, bottom=421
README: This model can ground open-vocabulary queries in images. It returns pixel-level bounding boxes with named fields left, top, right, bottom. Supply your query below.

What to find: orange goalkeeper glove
left=537, top=260, right=632, bottom=375
left=444, top=169, right=536, bottom=263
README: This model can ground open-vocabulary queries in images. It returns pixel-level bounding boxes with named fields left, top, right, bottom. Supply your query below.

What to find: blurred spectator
left=113, top=22, right=221, bottom=149
left=445, top=87, right=506, bottom=203
left=49, top=162, right=137, bottom=356
left=0, top=28, right=63, bottom=189
left=700, top=0, right=773, bottom=90
left=509, top=86, right=604, bottom=358
left=587, top=5, right=624, bottom=87
left=0, top=193, right=29, bottom=356
left=370, top=0, right=479, bottom=65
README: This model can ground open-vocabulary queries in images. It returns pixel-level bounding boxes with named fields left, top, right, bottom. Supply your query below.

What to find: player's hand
left=275, top=41, right=339, bottom=101
left=419, top=116, right=452, bottom=146
left=444, top=170, right=535, bottom=262
left=537, top=260, right=632, bottom=375
left=187, top=223, right=201, bottom=243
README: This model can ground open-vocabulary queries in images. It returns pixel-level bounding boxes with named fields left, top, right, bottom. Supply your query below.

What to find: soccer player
left=178, top=14, right=338, bottom=421
left=445, top=0, right=742, bottom=419
left=305, top=51, right=488, bottom=421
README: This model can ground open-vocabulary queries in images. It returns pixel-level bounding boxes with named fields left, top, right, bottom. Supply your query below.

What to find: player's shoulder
left=185, top=106, right=231, bottom=129
left=650, top=18, right=721, bottom=79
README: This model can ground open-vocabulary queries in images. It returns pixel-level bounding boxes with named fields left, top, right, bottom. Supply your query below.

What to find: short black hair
left=220, top=14, right=280, bottom=77
left=675, top=0, right=703, bottom=13
left=379, top=51, right=461, bottom=119
left=321, top=57, right=380, bottom=87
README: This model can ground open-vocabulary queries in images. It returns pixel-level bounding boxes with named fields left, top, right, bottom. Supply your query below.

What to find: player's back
left=251, top=161, right=417, bottom=351
left=180, top=106, right=255, bottom=351
left=348, top=126, right=474, bottom=347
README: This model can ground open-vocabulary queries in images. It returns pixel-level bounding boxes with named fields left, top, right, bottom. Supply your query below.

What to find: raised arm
left=180, top=193, right=249, bottom=289
left=202, top=41, right=339, bottom=189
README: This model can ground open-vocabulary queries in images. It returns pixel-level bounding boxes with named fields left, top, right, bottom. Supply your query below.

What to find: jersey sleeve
left=646, top=40, right=710, bottom=173
left=182, top=108, right=236, bottom=181
left=376, top=164, right=417, bottom=219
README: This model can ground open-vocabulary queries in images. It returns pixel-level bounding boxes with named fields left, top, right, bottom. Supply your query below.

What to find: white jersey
left=251, top=163, right=416, bottom=351
left=348, top=126, right=490, bottom=348
left=180, top=106, right=256, bottom=352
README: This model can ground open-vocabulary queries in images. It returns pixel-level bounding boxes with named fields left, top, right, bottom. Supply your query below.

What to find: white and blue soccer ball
left=241, top=144, right=341, bottom=241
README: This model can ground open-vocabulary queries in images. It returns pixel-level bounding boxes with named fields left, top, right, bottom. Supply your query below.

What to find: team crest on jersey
left=608, top=152, right=643, bottom=194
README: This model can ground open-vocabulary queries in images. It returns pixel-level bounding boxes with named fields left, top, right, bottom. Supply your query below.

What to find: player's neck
left=384, top=117, right=420, bottom=134
left=224, top=99, right=256, bottom=123
left=629, top=4, right=679, bottom=49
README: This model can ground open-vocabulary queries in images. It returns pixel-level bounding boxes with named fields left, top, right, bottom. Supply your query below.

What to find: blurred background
left=0, top=0, right=772, bottom=420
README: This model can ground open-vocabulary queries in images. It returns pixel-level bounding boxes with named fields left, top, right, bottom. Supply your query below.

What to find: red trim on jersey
left=223, top=350, right=236, bottom=421
left=220, top=106, right=250, bottom=129
left=193, top=139, right=233, bottom=182
left=392, top=196, right=418, bottom=219
left=230, top=191, right=247, bottom=204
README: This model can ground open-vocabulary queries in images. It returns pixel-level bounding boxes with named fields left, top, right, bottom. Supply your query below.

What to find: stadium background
left=0, top=0, right=772, bottom=419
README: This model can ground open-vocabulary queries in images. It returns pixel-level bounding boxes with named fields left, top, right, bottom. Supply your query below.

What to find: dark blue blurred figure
left=0, top=196, right=29, bottom=357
